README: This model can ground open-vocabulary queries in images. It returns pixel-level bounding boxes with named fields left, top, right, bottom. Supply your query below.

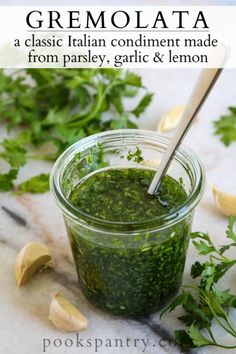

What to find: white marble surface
left=1, top=68, right=236, bottom=354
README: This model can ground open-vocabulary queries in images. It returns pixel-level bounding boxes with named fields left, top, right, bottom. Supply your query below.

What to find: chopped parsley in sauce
left=67, top=167, right=190, bottom=316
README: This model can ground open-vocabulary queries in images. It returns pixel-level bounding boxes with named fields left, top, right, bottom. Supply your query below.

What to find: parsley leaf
left=0, top=138, right=27, bottom=168
left=132, top=93, right=154, bottom=117
left=126, top=147, right=144, bottom=163
left=161, top=291, right=192, bottom=317
left=226, top=215, right=236, bottom=242
left=17, top=173, right=50, bottom=194
left=0, top=169, right=18, bottom=191
left=188, top=324, right=214, bottom=347
left=175, top=329, right=195, bottom=350
left=214, top=107, right=236, bottom=146
left=191, top=261, right=205, bottom=278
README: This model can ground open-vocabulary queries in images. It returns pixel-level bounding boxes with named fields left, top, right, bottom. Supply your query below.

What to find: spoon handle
left=148, top=68, right=223, bottom=195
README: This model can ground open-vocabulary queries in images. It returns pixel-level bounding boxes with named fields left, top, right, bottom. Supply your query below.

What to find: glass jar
left=50, top=129, right=205, bottom=317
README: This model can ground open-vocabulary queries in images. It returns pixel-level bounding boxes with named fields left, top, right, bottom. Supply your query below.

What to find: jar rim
left=50, top=129, right=205, bottom=232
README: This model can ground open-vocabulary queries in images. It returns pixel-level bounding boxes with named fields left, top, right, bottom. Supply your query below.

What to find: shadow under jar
left=50, top=129, right=205, bottom=317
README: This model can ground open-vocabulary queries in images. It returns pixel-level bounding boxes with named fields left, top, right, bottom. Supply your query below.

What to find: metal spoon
left=148, top=67, right=224, bottom=195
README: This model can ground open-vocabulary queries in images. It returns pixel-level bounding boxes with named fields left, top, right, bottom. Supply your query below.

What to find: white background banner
left=0, top=6, right=235, bottom=68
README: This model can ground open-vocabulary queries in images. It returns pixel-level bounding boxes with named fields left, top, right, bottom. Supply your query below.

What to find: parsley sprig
left=214, top=107, right=236, bottom=146
left=0, top=69, right=153, bottom=193
left=162, top=216, right=236, bottom=351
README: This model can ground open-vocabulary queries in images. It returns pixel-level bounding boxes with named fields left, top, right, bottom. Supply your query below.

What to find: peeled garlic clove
left=49, top=293, right=88, bottom=332
left=15, top=242, right=53, bottom=286
left=157, top=104, right=185, bottom=132
left=141, top=159, right=161, bottom=168
left=212, top=185, right=236, bottom=216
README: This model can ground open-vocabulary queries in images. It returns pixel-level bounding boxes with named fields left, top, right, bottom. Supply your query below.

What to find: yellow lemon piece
left=49, top=293, right=88, bottom=332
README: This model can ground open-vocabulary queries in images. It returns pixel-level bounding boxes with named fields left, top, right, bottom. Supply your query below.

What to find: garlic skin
left=212, top=186, right=236, bottom=216
left=15, top=242, right=53, bottom=287
left=49, top=293, right=88, bottom=332
left=157, top=104, right=185, bottom=132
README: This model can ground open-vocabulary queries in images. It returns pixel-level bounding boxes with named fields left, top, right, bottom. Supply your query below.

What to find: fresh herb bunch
left=0, top=68, right=153, bottom=193
left=162, top=216, right=236, bottom=351
left=214, top=107, right=236, bottom=146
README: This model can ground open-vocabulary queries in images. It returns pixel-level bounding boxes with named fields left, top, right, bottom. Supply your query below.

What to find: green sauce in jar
left=67, top=167, right=191, bottom=316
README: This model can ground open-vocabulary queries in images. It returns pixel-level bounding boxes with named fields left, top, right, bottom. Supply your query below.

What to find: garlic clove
left=15, top=242, right=53, bottom=286
left=157, top=104, right=185, bottom=132
left=141, top=159, right=161, bottom=168
left=49, top=293, right=88, bottom=332
left=211, top=185, right=236, bottom=216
